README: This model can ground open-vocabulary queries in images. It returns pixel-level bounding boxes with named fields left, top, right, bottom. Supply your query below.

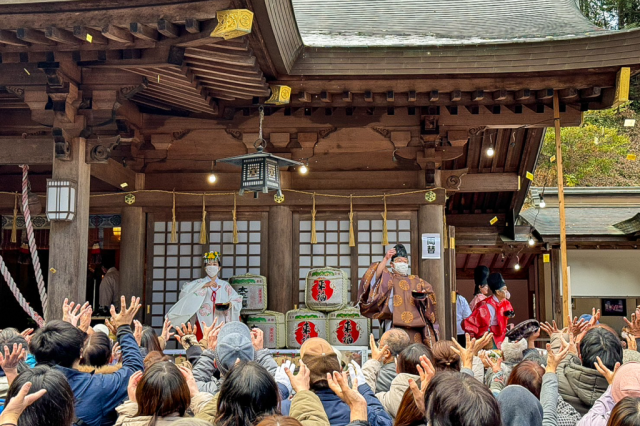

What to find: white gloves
left=274, top=360, right=296, bottom=395
left=348, top=360, right=366, bottom=388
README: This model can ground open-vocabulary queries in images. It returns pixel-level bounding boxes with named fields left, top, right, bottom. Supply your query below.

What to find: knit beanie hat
left=497, top=385, right=543, bottom=426
left=214, top=322, right=255, bottom=376
left=612, top=362, right=640, bottom=403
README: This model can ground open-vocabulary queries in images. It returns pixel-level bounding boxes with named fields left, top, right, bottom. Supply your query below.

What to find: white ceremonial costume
left=166, top=276, right=242, bottom=327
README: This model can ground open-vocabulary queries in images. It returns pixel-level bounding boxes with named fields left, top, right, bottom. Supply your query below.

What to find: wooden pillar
left=267, top=206, right=293, bottom=314
left=47, top=137, right=90, bottom=321
left=551, top=249, right=563, bottom=326
left=553, top=92, right=572, bottom=320
left=418, top=204, right=449, bottom=339
left=119, top=207, right=146, bottom=301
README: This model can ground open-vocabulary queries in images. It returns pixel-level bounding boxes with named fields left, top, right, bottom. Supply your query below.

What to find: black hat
left=392, top=244, right=408, bottom=261
left=487, top=272, right=506, bottom=292
left=474, top=266, right=490, bottom=286
left=505, top=320, right=540, bottom=343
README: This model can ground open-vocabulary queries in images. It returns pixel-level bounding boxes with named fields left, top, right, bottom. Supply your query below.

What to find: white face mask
left=393, top=262, right=409, bottom=276
left=205, top=265, right=219, bottom=278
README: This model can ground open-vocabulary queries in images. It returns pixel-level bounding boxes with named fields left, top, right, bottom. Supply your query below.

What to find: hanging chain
left=254, top=106, right=266, bottom=151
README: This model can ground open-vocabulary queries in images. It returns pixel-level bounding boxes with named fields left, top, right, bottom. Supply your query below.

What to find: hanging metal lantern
left=217, top=107, right=301, bottom=198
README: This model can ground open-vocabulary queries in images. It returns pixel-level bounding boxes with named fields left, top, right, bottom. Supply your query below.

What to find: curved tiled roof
left=291, top=0, right=609, bottom=46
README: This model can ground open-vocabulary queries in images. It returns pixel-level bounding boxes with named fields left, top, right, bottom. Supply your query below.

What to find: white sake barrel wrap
left=229, top=274, right=267, bottom=314
left=286, top=308, right=327, bottom=349
left=305, top=267, right=349, bottom=312
left=247, top=311, right=286, bottom=349
left=327, top=307, right=370, bottom=346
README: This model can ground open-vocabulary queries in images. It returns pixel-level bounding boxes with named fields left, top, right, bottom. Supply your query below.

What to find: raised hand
left=545, top=336, right=572, bottom=374
left=0, top=382, right=47, bottom=425
left=0, top=343, right=27, bottom=385
left=78, top=308, right=93, bottom=333
left=624, top=308, right=640, bottom=336
left=569, top=315, right=589, bottom=339
left=111, top=342, right=122, bottom=363
left=251, top=328, right=264, bottom=351
left=327, top=371, right=368, bottom=422
left=63, top=299, right=91, bottom=327
left=105, top=318, right=117, bottom=335
left=484, top=353, right=503, bottom=374
left=20, top=329, right=34, bottom=345
left=127, top=371, right=143, bottom=403
left=369, top=334, right=389, bottom=362
left=409, top=354, right=436, bottom=409
left=384, top=248, right=397, bottom=261
left=200, top=318, right=218, bottom=343
left=285, top=360, right=309, bottom=393
left=161, top=319, right=175, bottom=344
left=207, top=322, right=224, bottom=352
left=110, top=296, right=142, bottom=329
left=275, top=360, right=296, bottom=394
left=178, top=365, right=199, bottom=397
left=451, top=333, right=492, bottom=369
left=540, top=320, right=561, bottom=336
left=594, top=356, right=620, bottom=385
left=626, top=333, right=638, bottom=352
left=133, top=320, right=143, bottom=346
left=174, top=322, right=197, bottom=341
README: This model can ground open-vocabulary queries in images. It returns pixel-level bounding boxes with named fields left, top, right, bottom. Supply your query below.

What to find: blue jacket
left=281, top=383, right=392, bottom=426
left=56, top=325, right=144, bottom=426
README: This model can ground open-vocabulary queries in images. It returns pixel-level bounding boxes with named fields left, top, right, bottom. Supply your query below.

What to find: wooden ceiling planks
left=181, top=43, right=269, bottom=101
left=123, top=65, right=216, bottom=114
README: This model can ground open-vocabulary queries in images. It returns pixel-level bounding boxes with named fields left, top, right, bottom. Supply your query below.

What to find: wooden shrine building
left=0, top=0, right=639, bottom=337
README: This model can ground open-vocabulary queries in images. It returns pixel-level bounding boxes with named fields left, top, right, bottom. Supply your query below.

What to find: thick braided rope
left=21, top=165, right=48, bottom=319
left=0, top=253, right=45, bottom=327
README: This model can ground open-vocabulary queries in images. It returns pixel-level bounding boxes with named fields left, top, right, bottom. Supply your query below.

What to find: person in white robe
left=166, top=251, right=242, bottom=340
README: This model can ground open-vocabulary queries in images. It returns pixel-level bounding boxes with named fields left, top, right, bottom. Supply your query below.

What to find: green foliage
left=578, top=0, right=640, bottom=29
left=534, top=106, right=640, bottom=187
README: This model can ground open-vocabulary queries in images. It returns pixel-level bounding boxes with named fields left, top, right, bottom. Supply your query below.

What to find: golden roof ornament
left=266, top=85, right=291, bottom=106
left=210, top=9, right=254, bottom=40
left=124, top=194, right=136, bottom=205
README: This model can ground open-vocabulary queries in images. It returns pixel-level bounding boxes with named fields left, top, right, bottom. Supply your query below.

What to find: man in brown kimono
left=358, top=244, right=438, bottom=347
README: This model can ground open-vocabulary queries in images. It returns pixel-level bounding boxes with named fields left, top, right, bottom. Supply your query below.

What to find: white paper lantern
left=46, top=179, right=77, bottom=221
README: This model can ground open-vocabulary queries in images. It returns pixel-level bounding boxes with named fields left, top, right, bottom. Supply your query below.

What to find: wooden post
left=267, top=206, right=293, bottom=314
left=119, top=207, right=146, bottom=302
left=553, top=92, right=572, bottom=321
left=418, top=204, right=449, bottom=338
left=47, top=137, right=90, bottom=321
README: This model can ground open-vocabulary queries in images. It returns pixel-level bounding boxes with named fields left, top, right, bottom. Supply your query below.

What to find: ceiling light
left=514, top=263, right=521, bottom=270
left=299, top=164, right=309, bottom=175
left=486, top=147, right=495, bottom=157
left=528, top=236, right=535, bottom=246
left=207, top=173, right=217, bottom=184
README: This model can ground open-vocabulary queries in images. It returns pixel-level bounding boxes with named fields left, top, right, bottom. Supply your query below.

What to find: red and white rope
left=0, top=253, right=45, bottom=327
left=21, top=165, right=48, bottom=319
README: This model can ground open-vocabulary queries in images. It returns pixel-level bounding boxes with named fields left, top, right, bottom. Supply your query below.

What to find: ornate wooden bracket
left=210, top=9, right=254, bottom=40
left=5, top=86, right=25, bottom=99
left=438, top=168, right=469, bottom=191
left=86, top=135, right=121, bottom=164
left=225, top=129, right=243, bottom=141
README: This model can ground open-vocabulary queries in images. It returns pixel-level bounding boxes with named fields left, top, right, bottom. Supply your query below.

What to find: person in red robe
left=462, top=272, right=514, bottom=348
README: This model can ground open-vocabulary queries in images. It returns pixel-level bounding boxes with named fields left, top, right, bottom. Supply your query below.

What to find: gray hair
left=380, top=328, right=411, bottom=356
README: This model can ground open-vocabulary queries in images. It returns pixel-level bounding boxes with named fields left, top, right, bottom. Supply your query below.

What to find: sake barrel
left=246, top=311, right=286, bottom=349
left=305, top=267, right=349, bottom=312
left=327, top=306, right=370, bottom=346
left=286, top=308, right=327, bottom=349
left=229, top=273, right=267, bottom=314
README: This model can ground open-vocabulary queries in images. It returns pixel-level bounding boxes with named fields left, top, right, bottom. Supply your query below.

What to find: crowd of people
left=2, top=295, right=640, bottom=426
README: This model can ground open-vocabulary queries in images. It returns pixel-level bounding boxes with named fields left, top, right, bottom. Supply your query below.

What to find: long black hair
left=215, top=361, right=280, bottom=426
left=141, top=325, right=164, bottom=353
left=7, top=365, right=75, bottom=426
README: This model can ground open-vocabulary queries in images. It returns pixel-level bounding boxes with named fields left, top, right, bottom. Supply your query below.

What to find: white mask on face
left=205, top=265, right=219, bottom=278
left=393, top=262, right=409, bottom=276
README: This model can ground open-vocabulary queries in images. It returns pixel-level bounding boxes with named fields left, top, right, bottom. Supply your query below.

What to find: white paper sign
left=421, top=233, right=441, bottom=259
